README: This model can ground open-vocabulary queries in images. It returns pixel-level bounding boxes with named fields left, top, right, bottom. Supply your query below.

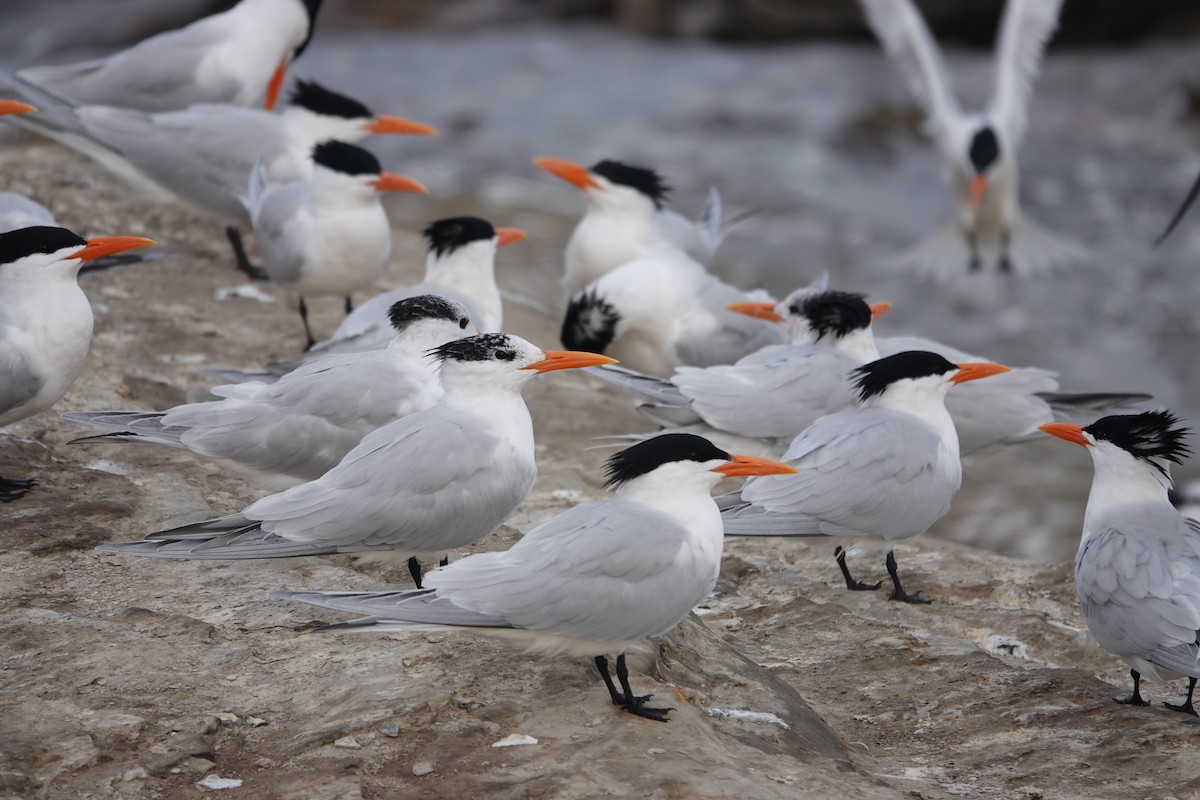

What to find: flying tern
left=859, top=0, right=1084, bottom=278
left=95, top=334, right=615, bottom=588
left=1041, top=411, right=1200, bottom=714
left=273, top=433, right=796, bottom=721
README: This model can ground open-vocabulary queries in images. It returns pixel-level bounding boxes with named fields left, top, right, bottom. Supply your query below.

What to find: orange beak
left=951, top=362, right=1010, bottom=384
left=1039, top=423, right=1091, bottom=447
left=533, top=156, right=600, bottom=191
left=712, top=454, right=799, bottom=478
left=726, top=301, right=784, bottom=323
left=869, top=301, right=893, bottom=323
left=521, top=350, right=617, bottom=372
left=371, top=172, right=428, bottom=194
left=495, top=227, right=526, bottom=248
left=367, top=115, right=439, bottom=136
left=265, top=57, right=289, bottom=111
left=0, top=100, right=36, bottom=116
left=75, top=236, right=155, bottom=262
left=968, top=174, right=987, bottom=212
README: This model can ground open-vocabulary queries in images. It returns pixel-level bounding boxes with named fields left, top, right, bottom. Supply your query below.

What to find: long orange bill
left=712, top=454, right=799, bottom=478
left=1039, top=422, right=1091, bottom=447
left=495, top=227, right=526, bottom=248
left=533, top=156, right=599, bottom=191
left=951, top=362, right=1010, bottom=384
left=367, top=115, right=439, bottom=136
left=265, top=57, right=289, bottom=111
left=521, top=350, right=617, bottom=372
left=869, top=301, right=893, bottom=323
left=75, top=236, right=156, bottom=262
left=726, top=301, right=784, bottom=323
left=0, top=100, right=36, bottom=115
left=968, top=174, right=987, bottom=212
left=371, top=172, right=428, bottom=193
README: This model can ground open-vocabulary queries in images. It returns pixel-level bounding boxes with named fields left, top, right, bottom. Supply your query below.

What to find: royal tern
left=534, top=156, right=723, bottom=295
left=63, top=295, right=472, bottom=491
left=0, top=226, right=154, bottom=500
left=96, top=334, right=615, bottom=588
left=14, top=0, right=324, bottom=112
left=247, top=140, right=427, bottom=350
left=860, top=0, right=1084, bottom=278
left=721, top=351, right=1010, bottom=602
left=1041, top=411, right=1200, bottom=714
left=273, top=433, right=795, bottom=721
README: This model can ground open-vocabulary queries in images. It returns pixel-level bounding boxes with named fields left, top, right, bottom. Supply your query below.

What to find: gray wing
left=1076, top=510, right=1200, bottom=676
left=0, top=193, right=56, bottom=232
left=271, top=588, right=514, bottom=630
left=675, top=275, right=786, bottom=367
left=723, top=409, right=957, bottom=539
left=248, top=177, right=311, bottom=285
left=61, top=410, right=186, bottom=448
left=584, top=364, right=691, bottom=407
left=989, top=0, right=1064, bottom=146
left=0, top=316, right=45, bottom=423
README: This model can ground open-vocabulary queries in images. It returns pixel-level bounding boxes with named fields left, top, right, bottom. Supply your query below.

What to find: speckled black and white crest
left=289, top=80, right=371, bottom=119
left=423, top=217, right=497, bottom=258
left=0, top=226, right=86, bottom=265
left=429, top=333, right=519, bottom=364
left=388, top=295, right=471, bottom=333
left=1085, top=411, right=1192, bottom=474
left=590, top=160, right=669, bottom=208
left=604, top=433, right=731, bottom=489
left=852, top=351, right=957, bottom=402
left=969, top=126, right=1000, bottom=173
left=295, top=0, right=325, bottom=57
left=789, top=290, right=872, bottom=341
left=561, top=289, right=620, bottom=354
left=312, top=140, right=381, bottom=176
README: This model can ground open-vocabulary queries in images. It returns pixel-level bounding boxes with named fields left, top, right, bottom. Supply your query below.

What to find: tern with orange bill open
left=720, top=351, right=1011, bottom=603
left=1040, top=411, right=1200, bottom=716
left=0, top=227, right=154, bottom=501
left=859, top=0, right=1085, bottom=279
left=97, top=334, right=617, bottom=590
left=12, top=0, right=323, bottom=112
left=272, top=433, right=796, bottom=722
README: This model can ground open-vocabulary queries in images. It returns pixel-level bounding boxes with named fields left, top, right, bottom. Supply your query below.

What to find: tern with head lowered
left=859, top=0, right=1084, bottom=278
left=13, top=0, right=324, bottom=112
left=64, top=295, right=472, bottom=491
left=274, top=433, right=796, bottom=721
left=1041, top=411, right=1200, bottom=715
left=0, top=227, right=154, bottom=501
left=721, top=351, right=1010, bottom=602
left=96, top=334, right=615, bottom=588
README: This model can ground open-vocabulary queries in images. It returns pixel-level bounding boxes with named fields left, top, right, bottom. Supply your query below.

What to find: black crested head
left=0, top=226, right=87, bottom=265
left=423, top=217, right=497, bottom=258
left=289, top=80, right=370, bottom=119
left=604, top=433, right=731, bottom=489
left=429, top=333, right=519, bottom=364
left=789, top=290, right=872, bottom=341
left=388, top=295, right=470, bottom=334
left=561, top=289, right=620, bottom=354
left=312, top=141, right=381, bottom=176
left=1085, top=411, right=1191, bottom=476
left=852, top=351, right=957, bottom=402
left=294, top=0, right=325, bottom=58
left=590, top=160, right=669, bottom=208
left=969, top=127, right=1000, bottom=174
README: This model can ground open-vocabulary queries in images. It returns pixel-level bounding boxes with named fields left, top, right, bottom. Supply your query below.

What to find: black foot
left=406, top=556, right=424, bottom=589
left=226, top=226, right=268, bottom=281
left=344, top=296, right=354, bottom=316
left=834, top=546, right=882, bottom=591
left=0, top=476, right=35, bottom=502
left=299, top=297, right=317, bottom=352
left=622, top=694, right=674, bottom=722
left=1165, top=677, right=1200, bottom=716
left=999, top=256, right=1013, bottom=274
left=1116, top=695, right=1151, bottom=707
left=885, top=550, right=932, bottom=604
left=1115, top=669, right=1150, bottom=706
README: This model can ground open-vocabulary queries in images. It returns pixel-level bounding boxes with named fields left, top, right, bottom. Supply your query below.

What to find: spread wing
left=989, top=0, right=1064, bottom=146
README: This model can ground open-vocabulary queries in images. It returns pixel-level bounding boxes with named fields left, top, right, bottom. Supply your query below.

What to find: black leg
left=1115, top=669, right=1151, bottom=707
left=406, top=557, right=423, bottom=589
left=885, top=550, right=931, bottom=604
left=0, top=474, right=35, bottom=503
left=999, top=229, right=1013, bottom=273
left=615, top=653, right=673, bottom=722
left=595, top=655, right=622, bottom=706
left=299, top=297, right=316, bottom=351
left=439, top=555, right=449, bottom=567
left=1163, top=677, right=1198, bottom=716
left=225, top=226, right=268, bottom=281
left=967, top=230, right=981, bottom=273
left=834, top=546, right=882, bottom=591
left=344, top=296, right=354, bottom=316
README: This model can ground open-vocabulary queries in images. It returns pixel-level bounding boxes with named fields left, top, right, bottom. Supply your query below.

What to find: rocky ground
left=2, top=134, right=1199, bottom=800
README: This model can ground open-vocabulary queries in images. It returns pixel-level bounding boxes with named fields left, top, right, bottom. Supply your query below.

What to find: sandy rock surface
left=2, top=140, right=1197, bottom=800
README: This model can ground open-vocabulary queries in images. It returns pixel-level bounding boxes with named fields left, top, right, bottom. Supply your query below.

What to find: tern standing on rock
left=0, top=227, right=154, bottom=501
left=1041, top=411, right=1200, bottom=715
left=274, top=433, right=796, bottom=721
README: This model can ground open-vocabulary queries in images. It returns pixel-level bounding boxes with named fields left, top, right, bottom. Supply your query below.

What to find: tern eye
left=459, top=317, right=469, bottom=329
left=495, top=349, right=516, bottom=361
